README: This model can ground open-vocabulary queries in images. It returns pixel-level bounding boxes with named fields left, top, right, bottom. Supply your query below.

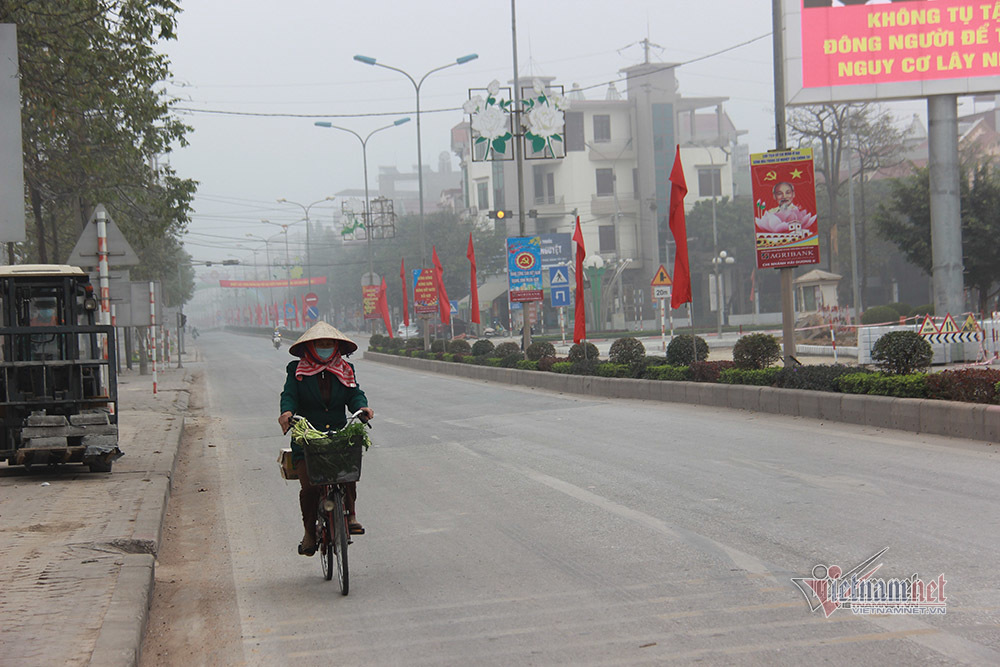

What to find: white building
left=452, top=64, right=747, bottom=328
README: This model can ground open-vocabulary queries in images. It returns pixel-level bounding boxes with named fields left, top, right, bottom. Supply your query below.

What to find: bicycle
left=290, top=410, right=371, bottom=595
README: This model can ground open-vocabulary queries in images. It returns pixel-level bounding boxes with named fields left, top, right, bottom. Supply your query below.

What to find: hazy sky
left=162, top=0, right=935, bottom=265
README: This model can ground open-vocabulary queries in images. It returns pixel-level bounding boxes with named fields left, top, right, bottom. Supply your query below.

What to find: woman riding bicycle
left=278, top=322, right=374, bottom=556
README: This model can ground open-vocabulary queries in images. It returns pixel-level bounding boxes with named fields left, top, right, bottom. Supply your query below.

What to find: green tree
left=874, top=162, right=1000, bottom=313
left=3, top=0, right=196, bottom=291
left=787, top=104, right=905, bottom=276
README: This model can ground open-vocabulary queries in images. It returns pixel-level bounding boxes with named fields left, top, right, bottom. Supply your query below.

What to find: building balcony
left=587, top=140, right=634, bottom=162
left=531, top=194, right=566, bottom=217
left=590, top=194, right=638, bottom=217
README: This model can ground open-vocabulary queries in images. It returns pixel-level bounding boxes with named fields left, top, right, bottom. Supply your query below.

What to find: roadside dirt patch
left=140, top=371, right=244, bottom=666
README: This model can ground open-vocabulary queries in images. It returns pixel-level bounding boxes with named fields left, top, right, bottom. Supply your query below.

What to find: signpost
left=549, top=264, right=570, bottom=343
left=303, top=292, right=319, bottom=322
left=651, top=265, right=673, bottom=351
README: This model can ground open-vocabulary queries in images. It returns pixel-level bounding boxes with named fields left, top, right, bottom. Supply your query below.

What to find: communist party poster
left=750, top=148, right=820, bottom=270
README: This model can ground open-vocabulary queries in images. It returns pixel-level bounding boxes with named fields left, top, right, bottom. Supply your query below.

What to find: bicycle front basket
left=302, top=431, right=365, bottom=485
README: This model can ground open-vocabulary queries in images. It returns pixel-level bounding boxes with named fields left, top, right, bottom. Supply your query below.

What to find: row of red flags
left=372, top=145, right=693, bottom=344
left=230, top=147, right=693, bottom=344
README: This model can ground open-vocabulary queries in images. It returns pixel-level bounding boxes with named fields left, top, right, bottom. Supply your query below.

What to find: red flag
left=377, top=277, right=393, bottom=337
left=572, top=215, right=587, bottom=344
left=467, top=233, right=480, bottom=324
left=669, top=145, right=692, bottom=309
left=400, top=258, right=410, bottom=326
left=432, top=245, right=450, bottom=325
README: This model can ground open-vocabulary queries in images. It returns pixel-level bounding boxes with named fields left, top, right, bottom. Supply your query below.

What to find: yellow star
left=789, top=168, right=803, bottom=179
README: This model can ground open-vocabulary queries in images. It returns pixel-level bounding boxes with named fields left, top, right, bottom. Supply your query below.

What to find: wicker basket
left=277, top=448, right=297, bottom=480
left=302, top=432, right=364, bottom=485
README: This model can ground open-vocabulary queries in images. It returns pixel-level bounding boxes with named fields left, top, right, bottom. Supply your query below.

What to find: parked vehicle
left=0, top=265, right=121, bottom=472
left=396, top=323, right=420, bottom=338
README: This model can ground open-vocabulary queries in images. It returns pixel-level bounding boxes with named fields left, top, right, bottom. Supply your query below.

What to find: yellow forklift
left=0, top=265, right=120, bottom=472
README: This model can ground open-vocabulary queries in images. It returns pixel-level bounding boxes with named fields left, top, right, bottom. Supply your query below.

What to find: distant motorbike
left=272, top=334, right=281, bottom=350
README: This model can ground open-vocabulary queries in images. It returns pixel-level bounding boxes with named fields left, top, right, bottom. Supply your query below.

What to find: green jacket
left=280, top=360, right=368, bottom=457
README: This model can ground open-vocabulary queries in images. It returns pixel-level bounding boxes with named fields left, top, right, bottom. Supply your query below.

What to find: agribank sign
left=784, top=0, right=1000, bottom=104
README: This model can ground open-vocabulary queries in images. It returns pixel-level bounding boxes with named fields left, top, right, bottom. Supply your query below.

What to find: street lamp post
left=315, top=118, right=410, bottom=335
left=246, top=233, right=279, bottom=322
left=262, top=219, right=304, bottom=327
left=353, top=53, right=478, bottom=267
left=275, top=197, right=335, bottom=289
left=712, top=250, right=735, bottom=334
left=314, top=118, right=410, bottom=279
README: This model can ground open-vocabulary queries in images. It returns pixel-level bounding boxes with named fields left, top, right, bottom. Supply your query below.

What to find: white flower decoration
left=532, top=79, right=545, bottom=95
left=487, top=79, right=501, bottom=96
left=526, top=104, right=564, bottom=138
left=463, top=95, right=484, bottom=115
left=472, top=104, right=508, bottom=141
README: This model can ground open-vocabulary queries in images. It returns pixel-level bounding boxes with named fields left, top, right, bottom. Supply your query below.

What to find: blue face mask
left=315, top=346, right=335, bottom=359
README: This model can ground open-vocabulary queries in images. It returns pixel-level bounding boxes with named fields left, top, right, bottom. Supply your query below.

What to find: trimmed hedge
left=645, top=365, right=691, bottom=381
left=775, top=364, right=867, bottom=392
left=836, top=372, right=929, bottom=398
left=860, top=305, right=899, bottom=325
left=552, top=361, right=573, bottom=374
left=526, top=341, right=556, bottom=361
left=666, top=334, right=708, bottom=366
left=871, top=331, right=933, bottom=375
left=515, top=359, right=539, bottom=371
left=732, top=333, right=781, bottom=370
left=471, top=339, right=495, bottom=356
left=926, top=368, right=1000, bottom=404
left=608, top=337, right=646, bottom=366
left=719, top=367, right=782, bottom=386
left=690, top=360, right=736, bottom=383
left=448, top=339, right=472, bottom=355
left=596, top=363, right=631, bottom=378
left=568, top=342, right=599, bottom=362
left=494, top=342, right=522, bottom=358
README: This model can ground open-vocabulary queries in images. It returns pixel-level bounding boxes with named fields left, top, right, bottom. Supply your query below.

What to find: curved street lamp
left=275, top=196, right=335, bottom=287
left=314, top=118, right=410, bottom=279
left=353, top=53, right=478, bottom=267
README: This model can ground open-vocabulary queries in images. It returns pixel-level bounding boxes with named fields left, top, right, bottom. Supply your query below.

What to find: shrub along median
left=366, top=333, right=1000, bottom=443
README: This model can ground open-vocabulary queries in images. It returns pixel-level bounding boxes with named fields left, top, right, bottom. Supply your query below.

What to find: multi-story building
left=452, top=63, right=747, bottom=328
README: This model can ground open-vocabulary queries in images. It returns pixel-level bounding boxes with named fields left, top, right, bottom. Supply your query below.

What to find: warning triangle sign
left=65, top=204, right=140, bottom=268
left=651, top=265, right=672, bottom=286
left=917, top=315, right=938, bottom=336
left=962, top=313, right=982, bottom=332
left=940, top=313, right=960, bottom=333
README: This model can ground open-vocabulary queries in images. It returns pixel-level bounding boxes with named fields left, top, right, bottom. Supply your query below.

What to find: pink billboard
left=801, top=0, right=1000, bottom=89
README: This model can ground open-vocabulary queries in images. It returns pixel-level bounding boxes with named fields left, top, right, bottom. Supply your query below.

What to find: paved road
left=199, top=331, right=999, bottom=665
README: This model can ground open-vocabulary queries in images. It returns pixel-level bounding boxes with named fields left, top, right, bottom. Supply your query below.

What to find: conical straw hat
left=288, top=321, right=358, bottom=357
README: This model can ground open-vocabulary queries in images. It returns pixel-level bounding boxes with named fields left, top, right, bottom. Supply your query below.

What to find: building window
left=476, top=180, right=489, bottom=211
left=595, top=168, right=614, bottom=196
left=599, top=225, right=616, bottom=252
left=565, top=112, right=584, bottom=151
left=533, top=166, right=556, bottom=204
left=698, top=168, right=722, bottom=197
left=593, top=114, right=611, bottom=143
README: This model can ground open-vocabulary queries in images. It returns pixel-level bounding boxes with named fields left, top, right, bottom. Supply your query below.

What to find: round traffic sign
left=303, top=292, right=318, bottom=307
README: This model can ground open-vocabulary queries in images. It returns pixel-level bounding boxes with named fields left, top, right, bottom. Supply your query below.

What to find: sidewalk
left=0, top=358, right=193, bottom=666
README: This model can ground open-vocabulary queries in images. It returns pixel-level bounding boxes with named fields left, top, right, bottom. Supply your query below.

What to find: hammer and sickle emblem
left=763, top=170, right=777, bottom=181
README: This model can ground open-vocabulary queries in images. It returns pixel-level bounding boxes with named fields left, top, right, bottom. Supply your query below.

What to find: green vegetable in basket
left=291, top=417, right=371, bottom=450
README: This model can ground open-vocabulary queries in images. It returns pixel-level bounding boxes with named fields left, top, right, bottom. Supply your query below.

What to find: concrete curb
left=91, top=554, right=155, bottom=667
left=364, top=352, right=998, bottom=443
left=94, top=373, right=191, bottom=667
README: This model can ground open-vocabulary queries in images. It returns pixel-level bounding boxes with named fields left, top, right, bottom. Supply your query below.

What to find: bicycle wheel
left=318, top=495, right=334, bottom=581
left=333, top=487, right=349, bottom=595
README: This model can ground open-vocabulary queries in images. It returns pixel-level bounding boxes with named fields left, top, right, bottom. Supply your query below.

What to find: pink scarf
left=295, top=341, right=357, bottom=388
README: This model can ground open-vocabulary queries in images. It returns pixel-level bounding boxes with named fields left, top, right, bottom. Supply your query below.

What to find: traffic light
left=488, top=210, right=512, bottom=220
